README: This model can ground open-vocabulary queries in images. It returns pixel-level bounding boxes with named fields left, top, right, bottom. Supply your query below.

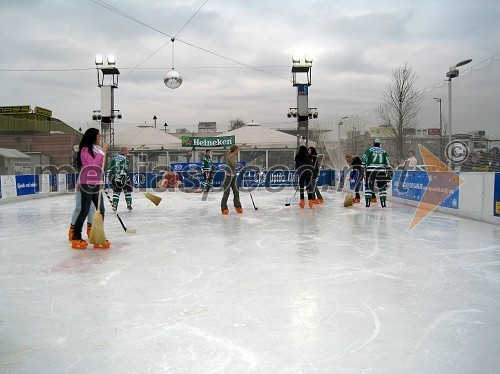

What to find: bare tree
left=341, top=116, right=370, bottom=157
left=229, top=118, right=246, bottom=131
left=376, top=63, right=423, bottom=161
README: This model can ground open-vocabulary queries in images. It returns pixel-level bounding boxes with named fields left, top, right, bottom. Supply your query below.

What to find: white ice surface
left=0, top=188, right=499, bottom=373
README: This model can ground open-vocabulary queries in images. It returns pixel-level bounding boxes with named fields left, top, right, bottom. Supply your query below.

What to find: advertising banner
left=494, top=173, right=500, bottom=217
left=392, top=170, right=459, bottom=209
left=15, top=175, right=39, bottom=196
left=181, top=136, right=235, bottom=148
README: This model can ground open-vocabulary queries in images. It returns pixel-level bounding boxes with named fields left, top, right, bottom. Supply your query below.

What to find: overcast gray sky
left=1, top=0, right=499, bottom=137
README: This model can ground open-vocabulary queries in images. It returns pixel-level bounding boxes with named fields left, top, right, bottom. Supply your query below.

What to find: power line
left=88, top=0, right=291, bottom=82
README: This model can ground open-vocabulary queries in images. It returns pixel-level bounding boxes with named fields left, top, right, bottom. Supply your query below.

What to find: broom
left=343, top=170, right=354, bottom=207
left=88, top=189, right=107, bottom=245
left=89, top=151, right=108, bottom=245
left=145, top=192, right=162, bottom=206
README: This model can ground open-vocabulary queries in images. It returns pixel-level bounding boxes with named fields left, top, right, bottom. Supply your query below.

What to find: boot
left=68, top=224, right=74, bottom=242
left=94, top=240, right=111, bottom=249
left=371, top=197, right=377, bottom=203
left=221, top=209, right=229, bottom=215
left=71, top=239, right=88, bottom=249
left=308, top=200, right=314, bottom=209
left=365, top=198, right=371, bottom=207
left=87, top=223, right=92, bottom=237
left=299, top=199, right=305, bottom=208
left=127, top=202, right=133, bottom=211
left=315, top=198, right=324, bottom=204
left=236, top=207, right=243, bottom=214
left=353, top=198, right=360, bottom=203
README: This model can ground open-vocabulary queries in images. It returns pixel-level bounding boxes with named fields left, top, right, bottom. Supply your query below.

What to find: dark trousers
left=299, top=170, right=314, bottom=200
left=73, top=184, right=104, bottom=240
left=221, top=175, right=241, bottom=210
left=351, top=167, right=364, bottom=199
left=311, top=172, right=322, bottom=200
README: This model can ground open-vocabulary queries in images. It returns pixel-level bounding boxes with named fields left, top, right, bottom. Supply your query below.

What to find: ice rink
left=1, top=187, right=499, bottom=373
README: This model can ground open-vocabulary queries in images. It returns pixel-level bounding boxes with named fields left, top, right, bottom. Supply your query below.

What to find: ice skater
left=295, top=145, right=314, bottom=208
left=71, top=128, right=110, bottom=249
left=107, top=147, right=133, bottom=211
left=361, top=138, right=392, bottom=208
left=345, top=154, right=364, bottom=203
left=308, top=146, right=323, bottom=204
left=201, top=149, right=215, bottom=192
left=221, top=145, right=243, bottom=214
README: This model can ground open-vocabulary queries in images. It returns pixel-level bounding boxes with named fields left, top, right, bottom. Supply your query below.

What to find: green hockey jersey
left=362, top=146, right=390, bottom=172
left=201, top=155, right=213, bottom=172
left=107, top=154, right=129, bottom=178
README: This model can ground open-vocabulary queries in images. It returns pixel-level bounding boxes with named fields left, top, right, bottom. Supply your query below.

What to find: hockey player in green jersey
left=201, top=149, right=214, bottom=192
left=361, top=138, right=392, bottom=208
left=107, top=147, right=133, bottom=211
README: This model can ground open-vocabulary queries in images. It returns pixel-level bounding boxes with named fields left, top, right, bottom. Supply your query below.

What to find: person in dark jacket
left=294, top=145, right=314, bottom=208
left=345, top=154, right=364, bottom=203
left=308, top=146, right=323, bottom=204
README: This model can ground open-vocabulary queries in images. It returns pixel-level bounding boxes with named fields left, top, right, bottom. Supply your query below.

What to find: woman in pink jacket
left=71, top=128, right=109, bottom=249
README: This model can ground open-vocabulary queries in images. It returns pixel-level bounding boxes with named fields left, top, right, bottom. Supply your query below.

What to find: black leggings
left=72, top=184, right=104, bottom=240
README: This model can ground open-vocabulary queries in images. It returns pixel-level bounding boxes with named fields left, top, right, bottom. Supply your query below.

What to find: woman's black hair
left=76, top=128, right=99, bottom=168
left=298, top=145, right=308, bottom=154
left=308, top=146, right=317, bottom=155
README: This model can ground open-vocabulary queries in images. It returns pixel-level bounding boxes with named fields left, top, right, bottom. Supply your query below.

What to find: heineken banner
left=181, top=135, right=235, bottom=148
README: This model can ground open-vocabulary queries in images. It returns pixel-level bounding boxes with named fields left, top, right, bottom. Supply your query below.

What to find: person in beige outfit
left=221, top=145, right=243, bottom=214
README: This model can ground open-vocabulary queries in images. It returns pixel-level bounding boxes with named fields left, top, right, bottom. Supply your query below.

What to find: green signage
left=181, top=135, right=235, bottom=148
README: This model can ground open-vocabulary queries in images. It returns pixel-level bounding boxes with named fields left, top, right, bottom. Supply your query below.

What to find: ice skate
left=71, top=239, right=88, bottom=249
left=94, top=240, right=111, bottom=249
left=299, top=199, right=305, bottom=208
left=221, top=209, right=229, bottom=215
left=308, top=200, right=314, bottom=209
left=365, top=198, right=371, bottom=207
left=127, top=202, right=133, bottom=211
left=236, top=207, right=243, bottom=214
left=381, top=198, right=386, bottom=208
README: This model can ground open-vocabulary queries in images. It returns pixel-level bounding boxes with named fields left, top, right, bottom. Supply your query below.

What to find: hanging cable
left=88, top=0, right=291, bottom=82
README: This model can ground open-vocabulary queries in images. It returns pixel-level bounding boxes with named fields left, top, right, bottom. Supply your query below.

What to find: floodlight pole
left=95, top=55, right=120, bottom=151
left=291, top=57, right=313, bottom=149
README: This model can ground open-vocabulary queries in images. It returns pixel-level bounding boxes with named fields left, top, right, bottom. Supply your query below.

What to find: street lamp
left=153, top=115, right=157, bottom=129
left=164, top=123, right=168, bottom=133
left=446, top=58, right=472, bottom=144
left=338, top=116, right=348, bottom=167
left=433, top=97, right=443, bottom=159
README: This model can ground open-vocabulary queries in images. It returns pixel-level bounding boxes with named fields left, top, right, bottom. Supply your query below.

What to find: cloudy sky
left=1, top=0, right=499, bottom=137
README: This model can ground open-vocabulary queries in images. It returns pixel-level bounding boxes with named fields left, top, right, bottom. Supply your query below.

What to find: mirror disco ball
left=163, top=70, right=182, bottom=89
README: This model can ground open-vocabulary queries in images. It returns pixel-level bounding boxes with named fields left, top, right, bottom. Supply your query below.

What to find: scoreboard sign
left=34, top=106, right=52, bottom=117
left=0, top=105, right=31, bottom=115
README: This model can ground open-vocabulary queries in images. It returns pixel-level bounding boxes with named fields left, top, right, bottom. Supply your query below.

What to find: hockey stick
left=284, top=187, right=298, bottom=206
left=246, top=173, right=258, bottom=210
left=103, top=189, right=137, bottom=234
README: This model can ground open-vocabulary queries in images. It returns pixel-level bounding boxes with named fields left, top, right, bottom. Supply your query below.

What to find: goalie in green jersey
left=201, top=149, right=215, bottom=192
